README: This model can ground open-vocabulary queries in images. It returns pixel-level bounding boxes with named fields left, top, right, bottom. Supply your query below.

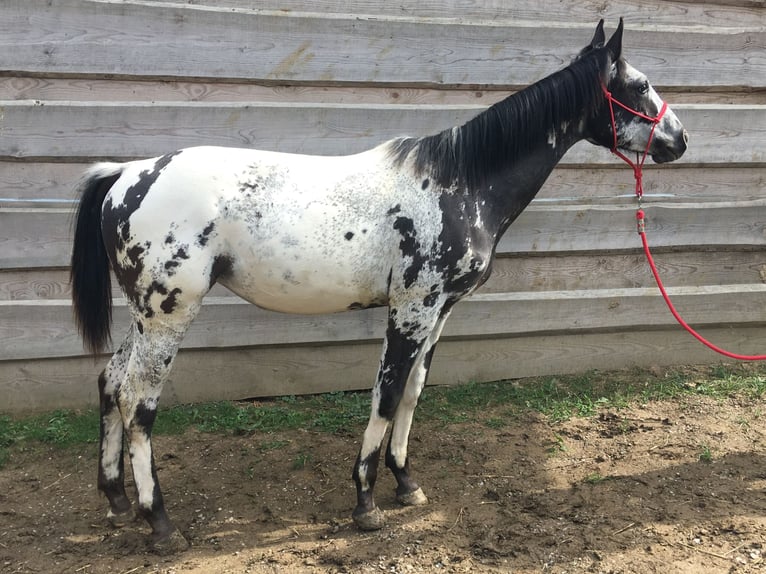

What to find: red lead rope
left=603, top=83, right=766, bottom=361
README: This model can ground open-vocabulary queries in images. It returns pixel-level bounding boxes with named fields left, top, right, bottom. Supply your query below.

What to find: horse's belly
left=221, top=272, right=388, bottom=314
left=224, top=280, right=386, bottom=314
left=219, top=240, right=391, bottom=315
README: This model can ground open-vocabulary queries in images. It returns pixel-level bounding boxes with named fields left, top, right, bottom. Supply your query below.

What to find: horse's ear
left=574, top=18, right=606, bottom=61
left=606, top=17, right=624, bottom=62
left=590, top=19, right=606, bottom=49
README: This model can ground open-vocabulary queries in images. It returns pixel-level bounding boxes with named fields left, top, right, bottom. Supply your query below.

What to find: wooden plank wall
left=1, top=0, right=764, bottom=412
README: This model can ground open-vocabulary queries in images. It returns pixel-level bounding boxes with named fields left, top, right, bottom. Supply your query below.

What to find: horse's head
left=583, top=19, right=688, bottom=164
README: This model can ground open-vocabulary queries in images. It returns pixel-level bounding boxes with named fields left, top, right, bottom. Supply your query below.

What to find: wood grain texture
left=3, top=76, right=764, bottom=106
left=2, top=1, right=763, bottom=88
left=3, top=284, right=766, bottom=361
left=4, top=325, right=766, bottom=413
left=143, top=0, right=764, bottom=27
left=1, top=101, right=763, bottom=164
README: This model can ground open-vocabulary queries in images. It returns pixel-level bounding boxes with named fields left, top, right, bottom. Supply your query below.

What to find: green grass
left=584, top=472, right=610, bottom=485
left=698, top=445, right=714, bottom=463
left=1, top=364, right=765, bottom=469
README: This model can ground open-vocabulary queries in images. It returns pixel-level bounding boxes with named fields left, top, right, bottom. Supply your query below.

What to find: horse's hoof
left=106, top=507, right=135, bottom=528
left=397, top=487, right=428, bottom=507
left=352, top=506, right=386, bottom=531
left=150, top=529, right=190, bottom=555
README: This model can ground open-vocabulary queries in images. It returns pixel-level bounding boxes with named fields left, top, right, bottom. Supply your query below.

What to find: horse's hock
left=1, top=0, right=765, bottom=413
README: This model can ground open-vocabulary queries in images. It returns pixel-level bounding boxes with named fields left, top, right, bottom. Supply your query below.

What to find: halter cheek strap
left=601, top=81, right=668, bottom=199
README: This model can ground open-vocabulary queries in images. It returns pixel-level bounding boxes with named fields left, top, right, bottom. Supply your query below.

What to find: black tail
left=70, top=165, right=123, bottom=355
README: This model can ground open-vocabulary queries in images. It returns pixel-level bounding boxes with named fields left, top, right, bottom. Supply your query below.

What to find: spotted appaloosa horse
left=70, top=19, right=687, bottom=552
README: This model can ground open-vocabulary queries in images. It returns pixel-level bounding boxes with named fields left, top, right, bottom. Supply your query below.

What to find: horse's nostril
left=682, top=129, right=689, bottom=145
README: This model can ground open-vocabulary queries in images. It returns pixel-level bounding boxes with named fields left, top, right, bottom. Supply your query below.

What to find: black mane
left=389, top=48, right=610, bottom=191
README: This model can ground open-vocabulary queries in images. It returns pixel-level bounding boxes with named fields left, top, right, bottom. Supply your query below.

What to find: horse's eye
left=638, top=81, right=650, bottom=95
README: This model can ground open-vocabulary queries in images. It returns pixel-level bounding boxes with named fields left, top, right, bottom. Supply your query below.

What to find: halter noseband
left=601, top=81, right=668, bottom=199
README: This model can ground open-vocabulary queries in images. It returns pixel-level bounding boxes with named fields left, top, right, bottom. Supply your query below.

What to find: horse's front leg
left=352, top=305, right=449, bottom=530
left=385, top=307, right=452, bottom=507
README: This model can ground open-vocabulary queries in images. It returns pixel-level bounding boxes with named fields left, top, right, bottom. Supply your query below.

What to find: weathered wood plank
left=2, top=284, right=766, bottom=361
left=4, top=325, right=766, bottom=413
left=496, top=201, right=766, bottom=255
left=146, top=0, right=764, bottom=27
left=4, top=249, right=764, bottom=301
left=2, top=76, right=763, bottom=106
left=2, top=1, right=763, bottom=88
left=1, top=101, right=763, bottom=164
left=485, top=250, right=766, bottom=293
left=3, top=160, right=763, bottom=206
left=0, top=77, right=504, bottom=105
left=3, top=201, right=764, bottom=269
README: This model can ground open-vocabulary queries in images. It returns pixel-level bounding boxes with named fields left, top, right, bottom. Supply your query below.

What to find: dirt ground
left=1, top=386, right=765, bottom=574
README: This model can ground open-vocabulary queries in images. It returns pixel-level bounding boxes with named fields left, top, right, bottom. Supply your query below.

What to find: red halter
left=601, top=81, right=668, bottom=199
left=603, top=82, right=766, bottom=361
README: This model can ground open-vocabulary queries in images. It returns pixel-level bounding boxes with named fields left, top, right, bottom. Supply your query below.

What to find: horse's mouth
left=651, top=129, right=689, bottom=164
left=651, top=151, right=679, bottom=164
left=651, top=147, right=685, bottom=164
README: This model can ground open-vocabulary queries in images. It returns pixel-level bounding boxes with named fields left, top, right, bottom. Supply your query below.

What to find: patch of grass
left=484, top=417, right=506, bottom=429
left=259, top=439, right=290, bottom=451
left=0, top=409, right=99, bottom=448
left=292, top=452, right=312, bottom=470
left=698, top=445, right=714, bottom=463
left=545, top=434, right=568, bottom=456
left=584, top=472, right=609, bottom=485
left=2, top=364, right=765, bottom=468
left=0, top=409, right=99, bottom=469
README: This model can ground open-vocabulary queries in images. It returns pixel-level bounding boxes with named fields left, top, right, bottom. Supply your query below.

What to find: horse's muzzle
left=652, top=129, right=689, bottom=164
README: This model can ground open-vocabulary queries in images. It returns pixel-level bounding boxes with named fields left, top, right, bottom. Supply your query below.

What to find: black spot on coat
left=164, top=260, right=180, bottom=274
left=102, top=151, right=181, bottom=257
left=134, top=401, right=158, bottom=436
left=160, top=288, right=182, bottom=314
left=423, top=290, right=440, bottom=307
left=173, top=247, right=190, bottom=260
left=393, top=217, right=427, bottom=289
left=377, top=318, right=420, bottom=419
left=197, top=221, right=216, bottom=246
left=209, top=255, right=234, bottom=288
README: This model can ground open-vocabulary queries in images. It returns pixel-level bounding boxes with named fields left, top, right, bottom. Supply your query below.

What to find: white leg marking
left=100, top=331, right=133, bottom=482
left=129, top=431, right=156, bottom=509
left=101, top=417, right=124, bottom=482
left=388, top=361, right=427, bottom=469
left=388, top=310, right=451, bottom=470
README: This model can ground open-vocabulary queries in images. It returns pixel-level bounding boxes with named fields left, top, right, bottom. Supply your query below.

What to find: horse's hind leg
left=98, top=326, right=135, bottom=527
left=118, top=320, right=192, bottom=553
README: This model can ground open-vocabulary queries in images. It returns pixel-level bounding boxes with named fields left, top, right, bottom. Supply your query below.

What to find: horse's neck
left=480, top=121, right=585, bottom=237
